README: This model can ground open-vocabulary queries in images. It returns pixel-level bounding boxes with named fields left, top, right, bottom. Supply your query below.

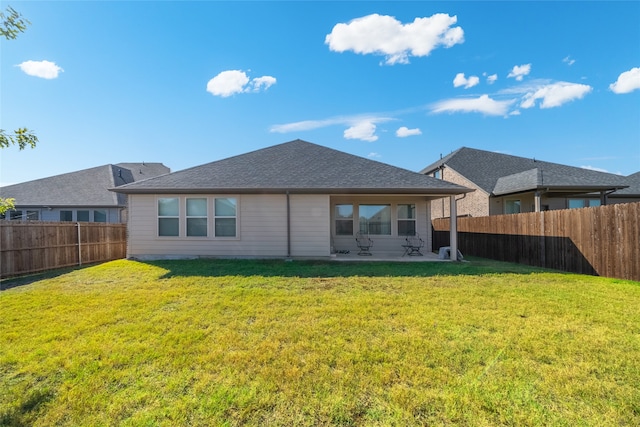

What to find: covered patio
left=330, top=195, right=464, bottom=262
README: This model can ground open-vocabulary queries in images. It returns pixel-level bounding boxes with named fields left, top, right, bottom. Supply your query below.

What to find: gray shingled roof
left=421, top=147, right=628, bottom=196
left=611, top=171, right=640, bottom=196
left=493, top=168, right=540, bottom=195
left=0, top=163, right=169, bottom=207
left=113, top=140, right=471, bottom=196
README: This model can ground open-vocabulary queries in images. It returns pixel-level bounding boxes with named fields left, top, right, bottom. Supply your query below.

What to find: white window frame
left=155, top=195, right=241, bottom=240
left=94, top=210, right=107, bottom=223
left=334, top=204, right=354, bottom=236
left=9, top=210, right=23, bottom=221
left=26, top=210, right=39, bottom=221
left=358, top=204, right=392, bottom=236
left=214, top=197, right=238, bottom=238
left=186, top=198, right=208, bottom=237
left=505, top=199, right=521, bottom=214
left=397, top=204, right=417, bottom=236
left=60, top=210, right=74, bottom=222
left=158, top=197, right=180, bottom=237
left=77, top=210, right=90, bottom=222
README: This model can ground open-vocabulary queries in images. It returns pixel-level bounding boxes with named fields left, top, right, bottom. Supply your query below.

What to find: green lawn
left=1, top=258, right=639, bottom=426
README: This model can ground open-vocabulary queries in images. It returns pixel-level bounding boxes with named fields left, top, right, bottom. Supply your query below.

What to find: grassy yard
left=1, top=258, right=639, bottom=426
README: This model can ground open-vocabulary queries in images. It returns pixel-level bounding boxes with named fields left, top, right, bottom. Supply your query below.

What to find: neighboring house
left=421, top=147, right=629, bottom=218
left=609, top=172, right=640, bottom=204
left=112, top=139, right=472, bottom=260
left=0, top=162, right=170, bottom=223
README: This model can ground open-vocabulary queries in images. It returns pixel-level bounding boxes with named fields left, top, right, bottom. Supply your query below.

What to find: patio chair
left=402, top=233, right=424, bottom=256
left=355, top=232, right=373, bottom=256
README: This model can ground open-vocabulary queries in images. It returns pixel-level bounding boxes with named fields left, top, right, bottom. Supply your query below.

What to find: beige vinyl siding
left=331, top=196, right=432, bottom=255
left=237, top=195, right=287, bottom=256
left=127, top=194, right=331, bottom=259
left=290, top=195, right=331, bottom=257
left=127, top=194, right=289, bottom=259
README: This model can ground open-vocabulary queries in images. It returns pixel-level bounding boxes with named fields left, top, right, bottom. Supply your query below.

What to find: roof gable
left=114, top=140, right=471, bottom=195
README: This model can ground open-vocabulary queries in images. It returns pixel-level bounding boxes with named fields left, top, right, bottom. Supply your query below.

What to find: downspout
left=453, top=191, right=466, bottom=218
left=286, top=191, right=291, bottom=258
left=602, top=189, right=618, bottom=206
left=440, top=165, right=446, bottom=216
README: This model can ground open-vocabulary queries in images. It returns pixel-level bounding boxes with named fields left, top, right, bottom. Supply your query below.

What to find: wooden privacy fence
left=0, top=221, right=127, bottom=279
left=433, top=202, right=640, bottom=282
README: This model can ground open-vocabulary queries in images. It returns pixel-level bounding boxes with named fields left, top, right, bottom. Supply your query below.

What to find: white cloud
left=431, top=95, right=515, bottom=116
left=507, top=63, right=531, bottom=81
left=206, top=70, right=249, bottom=97
left=563, top=56, right=576, bottom=66
left=453, top=73, right=466, bottom=87
left=368, top=152, right=381, bottom=158
left=251, top=76, right=277, bottom=92
left=17, top=60, right=63, bottom=79
left=270, top=118, right=341, bottom=133
left=344, top=120, right=378, bottom=142
left=270, top=114, right=393, bottom=142
left=498, top=79, right=551, bottom=96
left=581, top=165, right=610, bottom=173
left=609, top=67, right=640, bottom=94
left=486, top=74, right=498, bottom=84
left=453, top=73, right=480, bottom=89
left=396, top=126, right=422, bottom=137
left=325, top=13, right=464, bottom=65
left=206, top=70, right=276, bottom=97
left=520, top=81, right=592, bottom=109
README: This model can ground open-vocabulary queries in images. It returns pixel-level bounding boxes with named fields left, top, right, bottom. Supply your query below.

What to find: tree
left=0, top=5, right=29, bottom=39
left=1, top=5, right=38, bottom=150
left=0, top=128, right=38, bottom=150
left=1, top=6, right=38, bottom=216
left=0, top=198, right=16, bottom=215
left=1, top=6, right=39, bottom=150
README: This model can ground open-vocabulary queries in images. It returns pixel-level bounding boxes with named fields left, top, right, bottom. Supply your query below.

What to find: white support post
left=534, top=191, right=542, bottom=212
left=450, top=196, right=458, bottom=261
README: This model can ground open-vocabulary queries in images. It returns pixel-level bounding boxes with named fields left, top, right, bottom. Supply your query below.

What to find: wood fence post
left=77, top=222, right=82, bottom=266
left=540, top=211, right=545, bottom=268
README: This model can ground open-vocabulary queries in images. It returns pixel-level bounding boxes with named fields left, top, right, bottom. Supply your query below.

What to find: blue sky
left=1, top=0, right=639, bottom=186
